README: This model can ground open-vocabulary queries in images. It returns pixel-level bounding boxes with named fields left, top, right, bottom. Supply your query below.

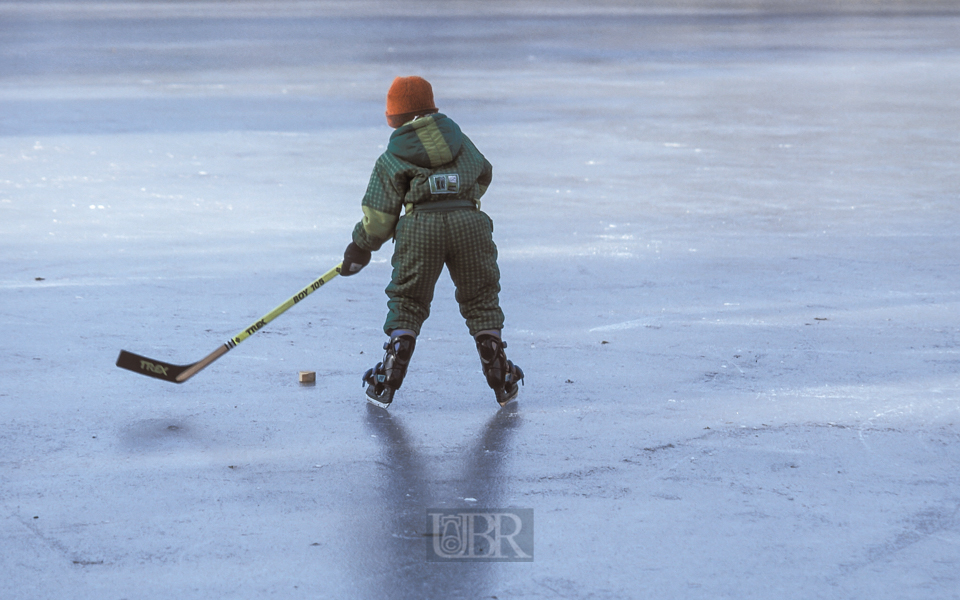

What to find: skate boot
left=362, top=332, right=416, bottom=408
left=475, top=333, right=524, bottom=407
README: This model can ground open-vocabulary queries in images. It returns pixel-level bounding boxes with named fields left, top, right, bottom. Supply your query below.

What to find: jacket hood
left=387, top=113, right=463, bottom=168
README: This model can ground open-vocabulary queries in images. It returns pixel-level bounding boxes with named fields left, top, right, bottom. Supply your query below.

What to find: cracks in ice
left=15, top=512, right=106, bottom=567
left=836, top=499, right=960, bottom=578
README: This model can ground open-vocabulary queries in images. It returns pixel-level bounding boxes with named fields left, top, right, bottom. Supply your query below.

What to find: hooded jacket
left=351, top=114, right=493, bottom=252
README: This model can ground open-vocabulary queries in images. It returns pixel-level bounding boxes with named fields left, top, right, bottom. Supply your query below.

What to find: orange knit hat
left=385, top=76, right=438, bottom=128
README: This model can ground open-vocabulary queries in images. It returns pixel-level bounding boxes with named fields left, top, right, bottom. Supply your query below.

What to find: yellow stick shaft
left=229, top=262, right=343, bottom=346
left=170, top=262, right=343, bottom=383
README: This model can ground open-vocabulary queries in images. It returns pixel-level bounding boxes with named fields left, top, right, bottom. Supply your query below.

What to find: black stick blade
left=116, top=350, right=192, bottom=383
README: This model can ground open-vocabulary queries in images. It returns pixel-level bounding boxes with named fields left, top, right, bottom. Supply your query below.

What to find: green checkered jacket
left=351, top=114, right=493, bottom=251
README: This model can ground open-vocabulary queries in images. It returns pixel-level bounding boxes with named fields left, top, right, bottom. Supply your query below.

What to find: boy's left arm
left=341, top=156, right=408, bottom=276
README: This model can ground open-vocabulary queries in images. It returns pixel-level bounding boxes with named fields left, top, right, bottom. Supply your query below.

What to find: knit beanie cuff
left=386, top=108, right=439, bottom=129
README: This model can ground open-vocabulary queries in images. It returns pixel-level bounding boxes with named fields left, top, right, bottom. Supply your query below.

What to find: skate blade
left=366, top=384, right=395, bottom=409
left=496, top=387, right=519, bottom=407
left=366, top=395, right=392, bottom=409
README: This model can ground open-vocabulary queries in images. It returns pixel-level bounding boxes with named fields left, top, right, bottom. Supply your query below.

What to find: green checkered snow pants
left=384, top=209, right=505, bottom=337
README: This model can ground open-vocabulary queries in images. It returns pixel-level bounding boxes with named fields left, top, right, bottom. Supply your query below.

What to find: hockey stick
left=116, top=263, right=343, bottom=383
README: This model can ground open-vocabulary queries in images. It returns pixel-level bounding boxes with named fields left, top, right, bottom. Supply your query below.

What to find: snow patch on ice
left=590, top=319, right=655, bottom=332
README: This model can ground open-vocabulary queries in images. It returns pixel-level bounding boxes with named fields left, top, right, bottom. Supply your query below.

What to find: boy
left=340, top=76, right=523, bottom=409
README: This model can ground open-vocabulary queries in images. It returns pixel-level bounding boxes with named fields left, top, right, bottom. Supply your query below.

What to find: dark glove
left=341, top=241, right=371, bottom=276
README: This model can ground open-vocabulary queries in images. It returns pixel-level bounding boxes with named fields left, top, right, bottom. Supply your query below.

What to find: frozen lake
left=2, top=1, right=959, bottom=598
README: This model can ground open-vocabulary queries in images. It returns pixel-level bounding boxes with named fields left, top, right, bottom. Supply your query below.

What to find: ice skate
left=362, top=333, right=416, bottom=408
left=475, top=333, right=524, bottom=406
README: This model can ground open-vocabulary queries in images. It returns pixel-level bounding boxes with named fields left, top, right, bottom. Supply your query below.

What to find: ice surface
left=2, top=1, right=959, bottom=599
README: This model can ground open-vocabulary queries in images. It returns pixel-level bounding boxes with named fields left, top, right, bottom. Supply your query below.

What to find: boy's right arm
left=477, top=157, right=493, bottom=199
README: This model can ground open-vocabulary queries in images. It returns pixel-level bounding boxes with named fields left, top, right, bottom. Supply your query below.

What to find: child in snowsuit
left=340, top=76, right=523, bottom=408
